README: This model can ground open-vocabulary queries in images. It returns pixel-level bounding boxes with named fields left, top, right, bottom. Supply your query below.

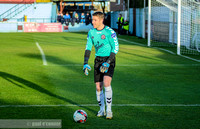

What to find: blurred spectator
left=117, top=14, right=124, bottom=35
left=85, top=12, right=91, bottom=25
left=60, top=13, right=65, bottom=24
left=64, top=13, right=71, bottom=21
left=57, top=12, right=62, bottom=23
left=71, top=14, right=75, bottom=26
left=71, top=18, right=75, bottom=26
left=122, top=20, right=129, bottom=35
left=81, top=13, right=85, bottom=23
left=74, top=13, right=80, bottom=24
left=64, top=13, right=71, bottom=26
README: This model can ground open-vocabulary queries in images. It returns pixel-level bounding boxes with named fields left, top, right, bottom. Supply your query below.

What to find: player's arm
left=84, top=50, right=91, bottom=65
left=107, top=31, right=119, bottom=64
left=100, top=32, right=119, bottom=73
left=83, top=31, right=93, bottom=76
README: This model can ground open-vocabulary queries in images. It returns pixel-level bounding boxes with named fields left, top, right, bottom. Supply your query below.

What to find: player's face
left=92, top=16, right=103, bottom=29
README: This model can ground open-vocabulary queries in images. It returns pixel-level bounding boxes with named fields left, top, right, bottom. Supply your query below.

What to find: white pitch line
left=118, top=38, right=200, bottom=63
left=118, top=38, right=175, bottom=54
left=36, top=42, right=47, bottom=65
left=179, top=55, right=200, bottom=63
left=0, top=104, right=200, bottom=108
left=153, top=47, right=175, bottom=55
left=45, top=64, right=200, bottom=67
left=118, top=38, right=146, bottom=47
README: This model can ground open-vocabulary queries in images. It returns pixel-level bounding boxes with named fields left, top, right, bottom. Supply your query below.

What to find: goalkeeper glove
left=100, top=62, right=110, bottom=73
left=83, top=64, right=91, bottom=76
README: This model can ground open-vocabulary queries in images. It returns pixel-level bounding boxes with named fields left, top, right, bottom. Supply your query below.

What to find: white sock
left=105, top=86, right=112, bottom=112
left=96, top=90, right=105, bottom=111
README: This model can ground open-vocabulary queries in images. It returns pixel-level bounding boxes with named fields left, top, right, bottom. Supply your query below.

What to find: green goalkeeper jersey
left=86, top=26, right=119, bottom=57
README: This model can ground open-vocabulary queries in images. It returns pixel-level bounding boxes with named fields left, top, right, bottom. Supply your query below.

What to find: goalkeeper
left=83, top=11, right=119, bottom=119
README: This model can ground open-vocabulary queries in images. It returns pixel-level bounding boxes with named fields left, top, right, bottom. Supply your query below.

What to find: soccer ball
left=73, top=109, right=88, bottom=123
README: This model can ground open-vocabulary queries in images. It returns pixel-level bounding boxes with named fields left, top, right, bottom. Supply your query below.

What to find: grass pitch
left=0, top=32, right=200, bottom=128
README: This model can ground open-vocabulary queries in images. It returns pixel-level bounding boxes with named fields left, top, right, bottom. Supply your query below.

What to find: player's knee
left=96, top=82, right=103, bottom=91
left=103, top=81, right=111, bottom=87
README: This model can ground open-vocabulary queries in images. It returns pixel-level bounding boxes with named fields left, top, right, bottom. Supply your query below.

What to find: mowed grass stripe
left=1, top=104, right=200, bottom=108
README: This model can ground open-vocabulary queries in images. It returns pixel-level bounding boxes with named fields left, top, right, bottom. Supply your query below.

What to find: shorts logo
left=92, top=36, right=94, bottom=39
left=101, top=35, right=106, bottom=39
left=111, top=33, right=116, bottom=38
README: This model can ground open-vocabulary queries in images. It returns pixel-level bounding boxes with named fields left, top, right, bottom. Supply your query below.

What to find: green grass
left=0, top=32, right=200, bottom=128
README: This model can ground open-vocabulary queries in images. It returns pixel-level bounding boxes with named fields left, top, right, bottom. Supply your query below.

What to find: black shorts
left=94, top=56, right=115, bottom=83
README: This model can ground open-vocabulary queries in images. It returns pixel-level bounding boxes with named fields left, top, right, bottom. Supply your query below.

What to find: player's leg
left=96, top=82, right=106, bottom=117
left=96, top=82, right=104, bottom=110
left=94, top=57, right=106, bottom=117
left=104, top=57, right=115, bottom=119
left=103, top=76, right=113, bottom=119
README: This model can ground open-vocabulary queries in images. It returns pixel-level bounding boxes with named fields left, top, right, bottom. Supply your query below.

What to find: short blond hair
left=92, top=12, right=104, bottom=19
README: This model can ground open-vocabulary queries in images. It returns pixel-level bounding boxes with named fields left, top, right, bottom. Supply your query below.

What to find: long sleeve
left=108, top=32, right=119, bottom=54
left=85, top=30, right=93, bottom=51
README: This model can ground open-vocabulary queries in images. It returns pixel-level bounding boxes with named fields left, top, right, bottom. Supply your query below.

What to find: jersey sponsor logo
left=111, top=33, right=116, bottom=38
left=95, top=41, right=104, bottom=53
left=101, top=35, right=106, bottom=39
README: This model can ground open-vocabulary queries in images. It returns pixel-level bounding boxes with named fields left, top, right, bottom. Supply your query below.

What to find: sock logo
left=107, top=98, right=112, bottom=104
left=98, top=101, right=102, bottom=106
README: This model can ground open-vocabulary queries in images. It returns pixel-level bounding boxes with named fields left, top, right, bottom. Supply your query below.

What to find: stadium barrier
left=24, top=22, right=62, bottom=32
left=0, top=18, right=93, bottom=32
left=14, top=18, right=57, bottom=23
left=0, top=22, right=62, bottom=32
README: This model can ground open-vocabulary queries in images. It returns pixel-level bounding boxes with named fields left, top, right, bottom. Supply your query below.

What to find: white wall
left=0, top=4, right=16, bottom=15
left=7, top=3, right=53, bottom=23
left=0, top=22, right=23, bottom=32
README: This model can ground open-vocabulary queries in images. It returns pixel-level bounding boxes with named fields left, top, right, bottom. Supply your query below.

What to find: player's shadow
left=19, top=53, right=86, bottom=74
left=0, top=71, right=96, bottom=114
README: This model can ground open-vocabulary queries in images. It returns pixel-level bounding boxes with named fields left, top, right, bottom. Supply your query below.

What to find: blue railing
left=0, top=4, right=33, bottom=21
